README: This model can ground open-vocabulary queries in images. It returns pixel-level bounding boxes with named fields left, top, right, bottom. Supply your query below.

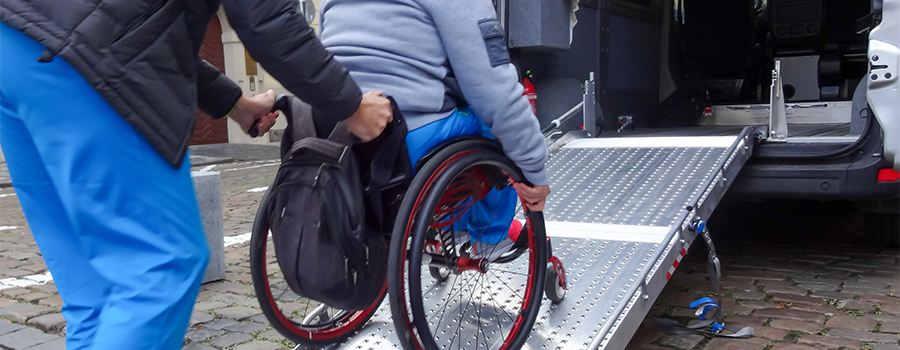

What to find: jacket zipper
left=112, top=0, right=166, bottom=44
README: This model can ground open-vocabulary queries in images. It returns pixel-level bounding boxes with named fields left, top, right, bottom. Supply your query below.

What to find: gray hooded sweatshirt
left=319, top=0, right=549, bottom=186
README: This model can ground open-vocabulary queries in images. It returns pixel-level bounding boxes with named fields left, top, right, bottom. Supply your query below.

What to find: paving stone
left=796, top=334, right=861, bottom=349
left=796, top=284, right=839, bottom=292
left=0, top=320, right=25, bottom=335
left=751, top=326, right=791, bottom=341
left=37, top=296, right=64, bottom=309
left=204, top=281, right=253, bottom=296
left=764, top=285, right=810, bottom=296
left=259, top=329, right=286, bottom=342
left=702, top=337, right=770, bottom=350
left=841, top=287, right=891, bottom=296
left=182, top=343, right=217, bottom=350
left=870, top=313, right=900, bottom=324
left=838, top=299, right=878, bottom=312
left=769, top=319, right=825, bottom=334
left=772, top=294, right=827, bottom=306
left=0, top=327, right=59, bottom=350
left=0, top=303, right=53, bottom=323
left=722, top=279, right=759, bottom=292
left=223, top=322, right=267, bottom=334
left=873, top=345, right=900, bottom=350
left=791, top=277, right=844, bottom=286
left=724, top=315, right=767, bottom=327
left=880, top=302, right=900, bottom=315
left=194, top=301, right=228, bottom=312
left=753, top=309, right=827, bottom=324
left=657, top=333, right=705, bottom=349
left=233, top=341, right=287, bottom=350
left=17, top=292, right=50, bottom=303
left=739, top=301, right=781, bottom=310
left=0, top=251, right=37, bottom=261
left=210, top=332, right=252, bottom=348
left=825, top=314, right=878, bottom=332
left=771, top=344, right=822, bottom=350
left=0, top=299, right=15, bottom=308
left=249, top=314, right=269, bottom=324
left=811, top=291, right=857, bottom=300
left=201, top=318, right=240, bottom=330
left=826, top=328, right=900, bottom=343
left=26, top=313, right=66, bottom=333
left=0, top=288, right=29, bottom=298
left=880, top=319, right=900, bottom=334
left=0, top=269, right=30, bottom=278
left=788, top=303, right=839, bottom=314
left=185, top=327, right=224, bottom=342
left=27, top=284, right=57, bottom=295
left=210, top=293, right=251, bottom=305
left=733, top=291, right=767, bottom=301
left=27, top=338, right=66, bottom=350
left=215, top=306, right=261, bottom=321
left=189, top=310, right=214, bottom=327
left=729, top=269, right=791, bottom=281
left=860, top=295, right=900, bottom=305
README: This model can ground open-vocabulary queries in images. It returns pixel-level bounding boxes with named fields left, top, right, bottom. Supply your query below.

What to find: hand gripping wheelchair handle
left=248, top=94, right=290, bottom=138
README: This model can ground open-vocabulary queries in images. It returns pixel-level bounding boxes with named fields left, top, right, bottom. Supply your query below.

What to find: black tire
left=865, top=212, right=900, bottom=247
left=250, top=184, right=384, bottom=346
left=388, top=143, right=547, bottom=350
left=544, top=265, right=566, bottom=304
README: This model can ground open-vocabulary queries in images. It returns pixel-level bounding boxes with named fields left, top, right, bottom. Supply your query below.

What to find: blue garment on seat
left=0, top=23, right=208, bottom=350
left=405, top=108, right=517, bottom=245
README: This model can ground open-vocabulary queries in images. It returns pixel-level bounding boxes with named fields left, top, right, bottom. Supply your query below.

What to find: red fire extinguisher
left=522, top=70, right=537, bottom=115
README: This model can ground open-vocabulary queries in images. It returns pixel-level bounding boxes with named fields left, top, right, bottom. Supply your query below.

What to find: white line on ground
left=199, top=165, right=216, bottom=172
left=222, top=162, right=279, bottom=173
left=0, top=193, right=16, bottom=198
left=0, top=226, right=17, bottom=231
left=0, top=233, right=257, bottom=290
left=0, top=271, right=52, bottom=291
left=224, top=232, right=253, bottom=247
left=246, top=187, right=268, bottom=193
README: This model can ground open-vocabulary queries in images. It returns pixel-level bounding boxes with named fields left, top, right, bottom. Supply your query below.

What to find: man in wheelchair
left=319, top=0, right=550, bottom=261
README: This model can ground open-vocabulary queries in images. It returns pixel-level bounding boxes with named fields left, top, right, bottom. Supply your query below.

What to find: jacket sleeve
left=221, top=0, right=362, bottom=122
left=196, top=58, right=243, bottom=119
left=426, top=0, right=549, bottom=186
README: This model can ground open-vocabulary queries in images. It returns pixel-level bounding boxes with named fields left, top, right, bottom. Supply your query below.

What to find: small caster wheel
left=430, top=267, right=450, bottom=282
left=545, top=264, right=566, bottom=303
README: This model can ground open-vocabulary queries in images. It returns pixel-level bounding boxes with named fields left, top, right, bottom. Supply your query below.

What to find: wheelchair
left=249, top=96, right=567, bottom=350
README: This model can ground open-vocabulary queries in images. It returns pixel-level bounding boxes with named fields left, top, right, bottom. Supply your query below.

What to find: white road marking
left=224, top=232, right=253, bottom=247
left=246, top=187, right=269, bottom=193
left=0, top=226, right=17, bottom=231
left=0, top=193, right=16, bottom=198
left=199, top=165, right=216, bottom=172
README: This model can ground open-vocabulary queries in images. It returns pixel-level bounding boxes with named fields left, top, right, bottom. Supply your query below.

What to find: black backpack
left=266, top=96, right=409, bottom=311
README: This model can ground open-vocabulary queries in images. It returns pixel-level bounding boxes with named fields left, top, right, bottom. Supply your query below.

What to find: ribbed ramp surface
left=313, top=131, right=756, bottom=350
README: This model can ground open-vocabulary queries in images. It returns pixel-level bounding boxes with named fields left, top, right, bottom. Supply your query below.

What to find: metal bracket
left=583, top=72, right=598, bottom=137
left=768, top=60, right=788, bottom=142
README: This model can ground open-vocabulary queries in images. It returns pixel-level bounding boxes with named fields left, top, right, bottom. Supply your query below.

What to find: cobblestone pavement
left=1, top=158, right=897, bottom=350
left=627, top=200, right=899, bottom=350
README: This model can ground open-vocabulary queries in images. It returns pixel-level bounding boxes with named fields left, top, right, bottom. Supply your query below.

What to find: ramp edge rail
left=589, top=127, right=759, bottom=350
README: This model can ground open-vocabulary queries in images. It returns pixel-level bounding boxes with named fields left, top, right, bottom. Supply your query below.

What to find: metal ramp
left=316, top=127, right=758, bottom=350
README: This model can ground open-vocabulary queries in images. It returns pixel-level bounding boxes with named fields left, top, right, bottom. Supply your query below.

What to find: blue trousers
left=0, top=24, right=208, bottom=350
left=405, top=109, right=517, bottom=245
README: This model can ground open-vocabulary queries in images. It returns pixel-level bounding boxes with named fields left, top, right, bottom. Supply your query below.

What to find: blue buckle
left=711, top=322, right=724, bottom=334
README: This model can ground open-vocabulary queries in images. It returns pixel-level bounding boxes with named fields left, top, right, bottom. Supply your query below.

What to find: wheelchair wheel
left=388, top=144, right=548, bottom=350
left=250, top=185, right=384, bottom=346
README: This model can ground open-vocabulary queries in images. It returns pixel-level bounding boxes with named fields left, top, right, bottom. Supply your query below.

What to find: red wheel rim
left=258, top=225, right=385, bottom=340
